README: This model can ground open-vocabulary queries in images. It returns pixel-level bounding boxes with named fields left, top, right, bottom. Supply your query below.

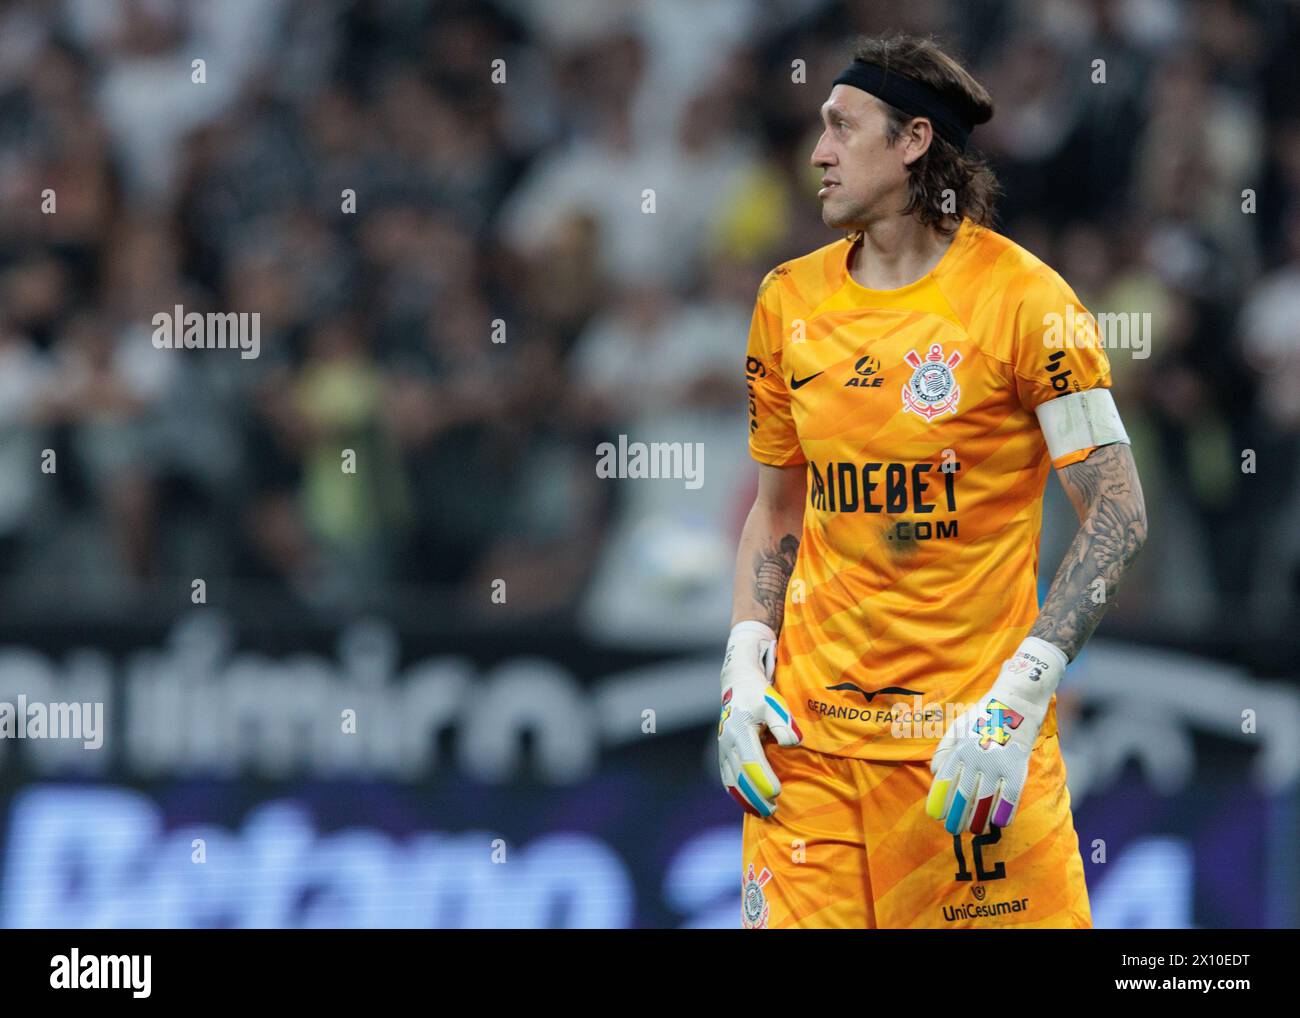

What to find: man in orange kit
left=718, top=33, right=1148, bottom=929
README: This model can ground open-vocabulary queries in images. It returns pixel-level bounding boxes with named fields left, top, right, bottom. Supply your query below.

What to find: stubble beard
left=822, top=193, right=869, bottom=233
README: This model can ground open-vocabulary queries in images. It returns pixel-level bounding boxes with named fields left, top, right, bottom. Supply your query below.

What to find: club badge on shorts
left=902, top=342, right=962, bottom=420
left=742, top=863, right=773, bottom=929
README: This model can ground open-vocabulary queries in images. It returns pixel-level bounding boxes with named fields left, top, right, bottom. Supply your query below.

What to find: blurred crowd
left=0, top=0, right=1297, bottom=649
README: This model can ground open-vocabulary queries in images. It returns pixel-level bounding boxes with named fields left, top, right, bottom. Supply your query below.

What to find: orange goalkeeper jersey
left=745, top=218, right=1112, bottom=761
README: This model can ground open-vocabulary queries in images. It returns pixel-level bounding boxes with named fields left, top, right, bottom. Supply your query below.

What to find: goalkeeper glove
left=926, top=636, right=1069, bottom=835
left=717, top=620, right=802, bottom=817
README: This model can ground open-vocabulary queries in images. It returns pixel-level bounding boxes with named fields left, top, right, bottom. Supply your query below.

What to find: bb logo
left=972, top=885, right=987, bottom=901
left=902, top=343, right=962, bottom=419
left=1045, top=349, right=1076, bottom=393
left=975, top=698, right=1024, bottom=749
left=742, top=863, right=773, bottom=929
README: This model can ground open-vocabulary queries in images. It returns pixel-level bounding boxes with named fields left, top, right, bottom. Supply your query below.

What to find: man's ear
left=901, top=117, right=934, bottom=167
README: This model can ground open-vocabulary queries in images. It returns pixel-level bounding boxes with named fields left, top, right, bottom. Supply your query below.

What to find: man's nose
left=811, top=133, right=834, bottom=168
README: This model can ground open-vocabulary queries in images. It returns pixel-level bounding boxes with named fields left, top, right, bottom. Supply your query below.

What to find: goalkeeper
left=718, top=32, right=1147, bottom=929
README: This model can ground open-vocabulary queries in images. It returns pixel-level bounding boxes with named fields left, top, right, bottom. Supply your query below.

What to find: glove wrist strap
left=989, top=636, right=1069, bottom=713
left=728, top=620, right=777, bottom=643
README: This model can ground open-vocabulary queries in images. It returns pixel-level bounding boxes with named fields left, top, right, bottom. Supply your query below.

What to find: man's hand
left=925, top=637, right=1068, bottom=835
left=718, top=621, right=802, bottom=817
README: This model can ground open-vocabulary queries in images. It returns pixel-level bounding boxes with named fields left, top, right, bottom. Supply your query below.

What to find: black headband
left=832, top=60, right=973, bottom=151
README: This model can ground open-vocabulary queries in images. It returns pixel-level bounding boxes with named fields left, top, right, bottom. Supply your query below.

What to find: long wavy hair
left=851, top=33, right=1000, bottom=235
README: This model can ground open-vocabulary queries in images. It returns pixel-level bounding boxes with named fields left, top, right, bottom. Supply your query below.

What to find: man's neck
left=849, top=216, right=960, bottom=290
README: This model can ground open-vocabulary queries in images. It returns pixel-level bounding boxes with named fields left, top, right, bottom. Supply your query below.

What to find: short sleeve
left=1011, top=270, right=1114, bottom=413
left=745, top=270, right=805, bottom=467
left=1010, top=270, right=1117, bottom=468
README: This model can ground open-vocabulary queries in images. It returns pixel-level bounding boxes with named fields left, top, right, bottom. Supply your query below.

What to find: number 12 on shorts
left=952, top=827, right=1006, bottom=882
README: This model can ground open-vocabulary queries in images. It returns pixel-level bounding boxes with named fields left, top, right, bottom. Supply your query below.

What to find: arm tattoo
left=1030, top=443, right=1148, bottom=660
left=752, top=534, right=800, bottom=632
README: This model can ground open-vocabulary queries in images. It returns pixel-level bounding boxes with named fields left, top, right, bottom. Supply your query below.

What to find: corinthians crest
left=902, top=342, right=962, bottom=420
left=742, top=863, right=773, bottom=929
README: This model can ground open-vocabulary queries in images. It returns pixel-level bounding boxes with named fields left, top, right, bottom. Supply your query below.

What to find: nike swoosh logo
left=790, top=370, right=824, bottom=390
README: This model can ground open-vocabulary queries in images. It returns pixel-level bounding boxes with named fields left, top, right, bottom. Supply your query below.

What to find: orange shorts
left=739, top=734, right=1092, bottom=928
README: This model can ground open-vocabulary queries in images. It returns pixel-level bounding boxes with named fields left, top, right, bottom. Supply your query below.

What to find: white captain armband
left=1034, top=388, right=1130, bottom=464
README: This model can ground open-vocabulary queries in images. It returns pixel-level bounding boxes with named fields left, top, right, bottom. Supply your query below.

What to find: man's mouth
left=818, top=181, right=839, bottom=198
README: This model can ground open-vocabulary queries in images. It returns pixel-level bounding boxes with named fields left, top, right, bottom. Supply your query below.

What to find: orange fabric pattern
left=739, top=736, right=1092, bottom=928
left=744, top=219, right=1112, bottom=761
